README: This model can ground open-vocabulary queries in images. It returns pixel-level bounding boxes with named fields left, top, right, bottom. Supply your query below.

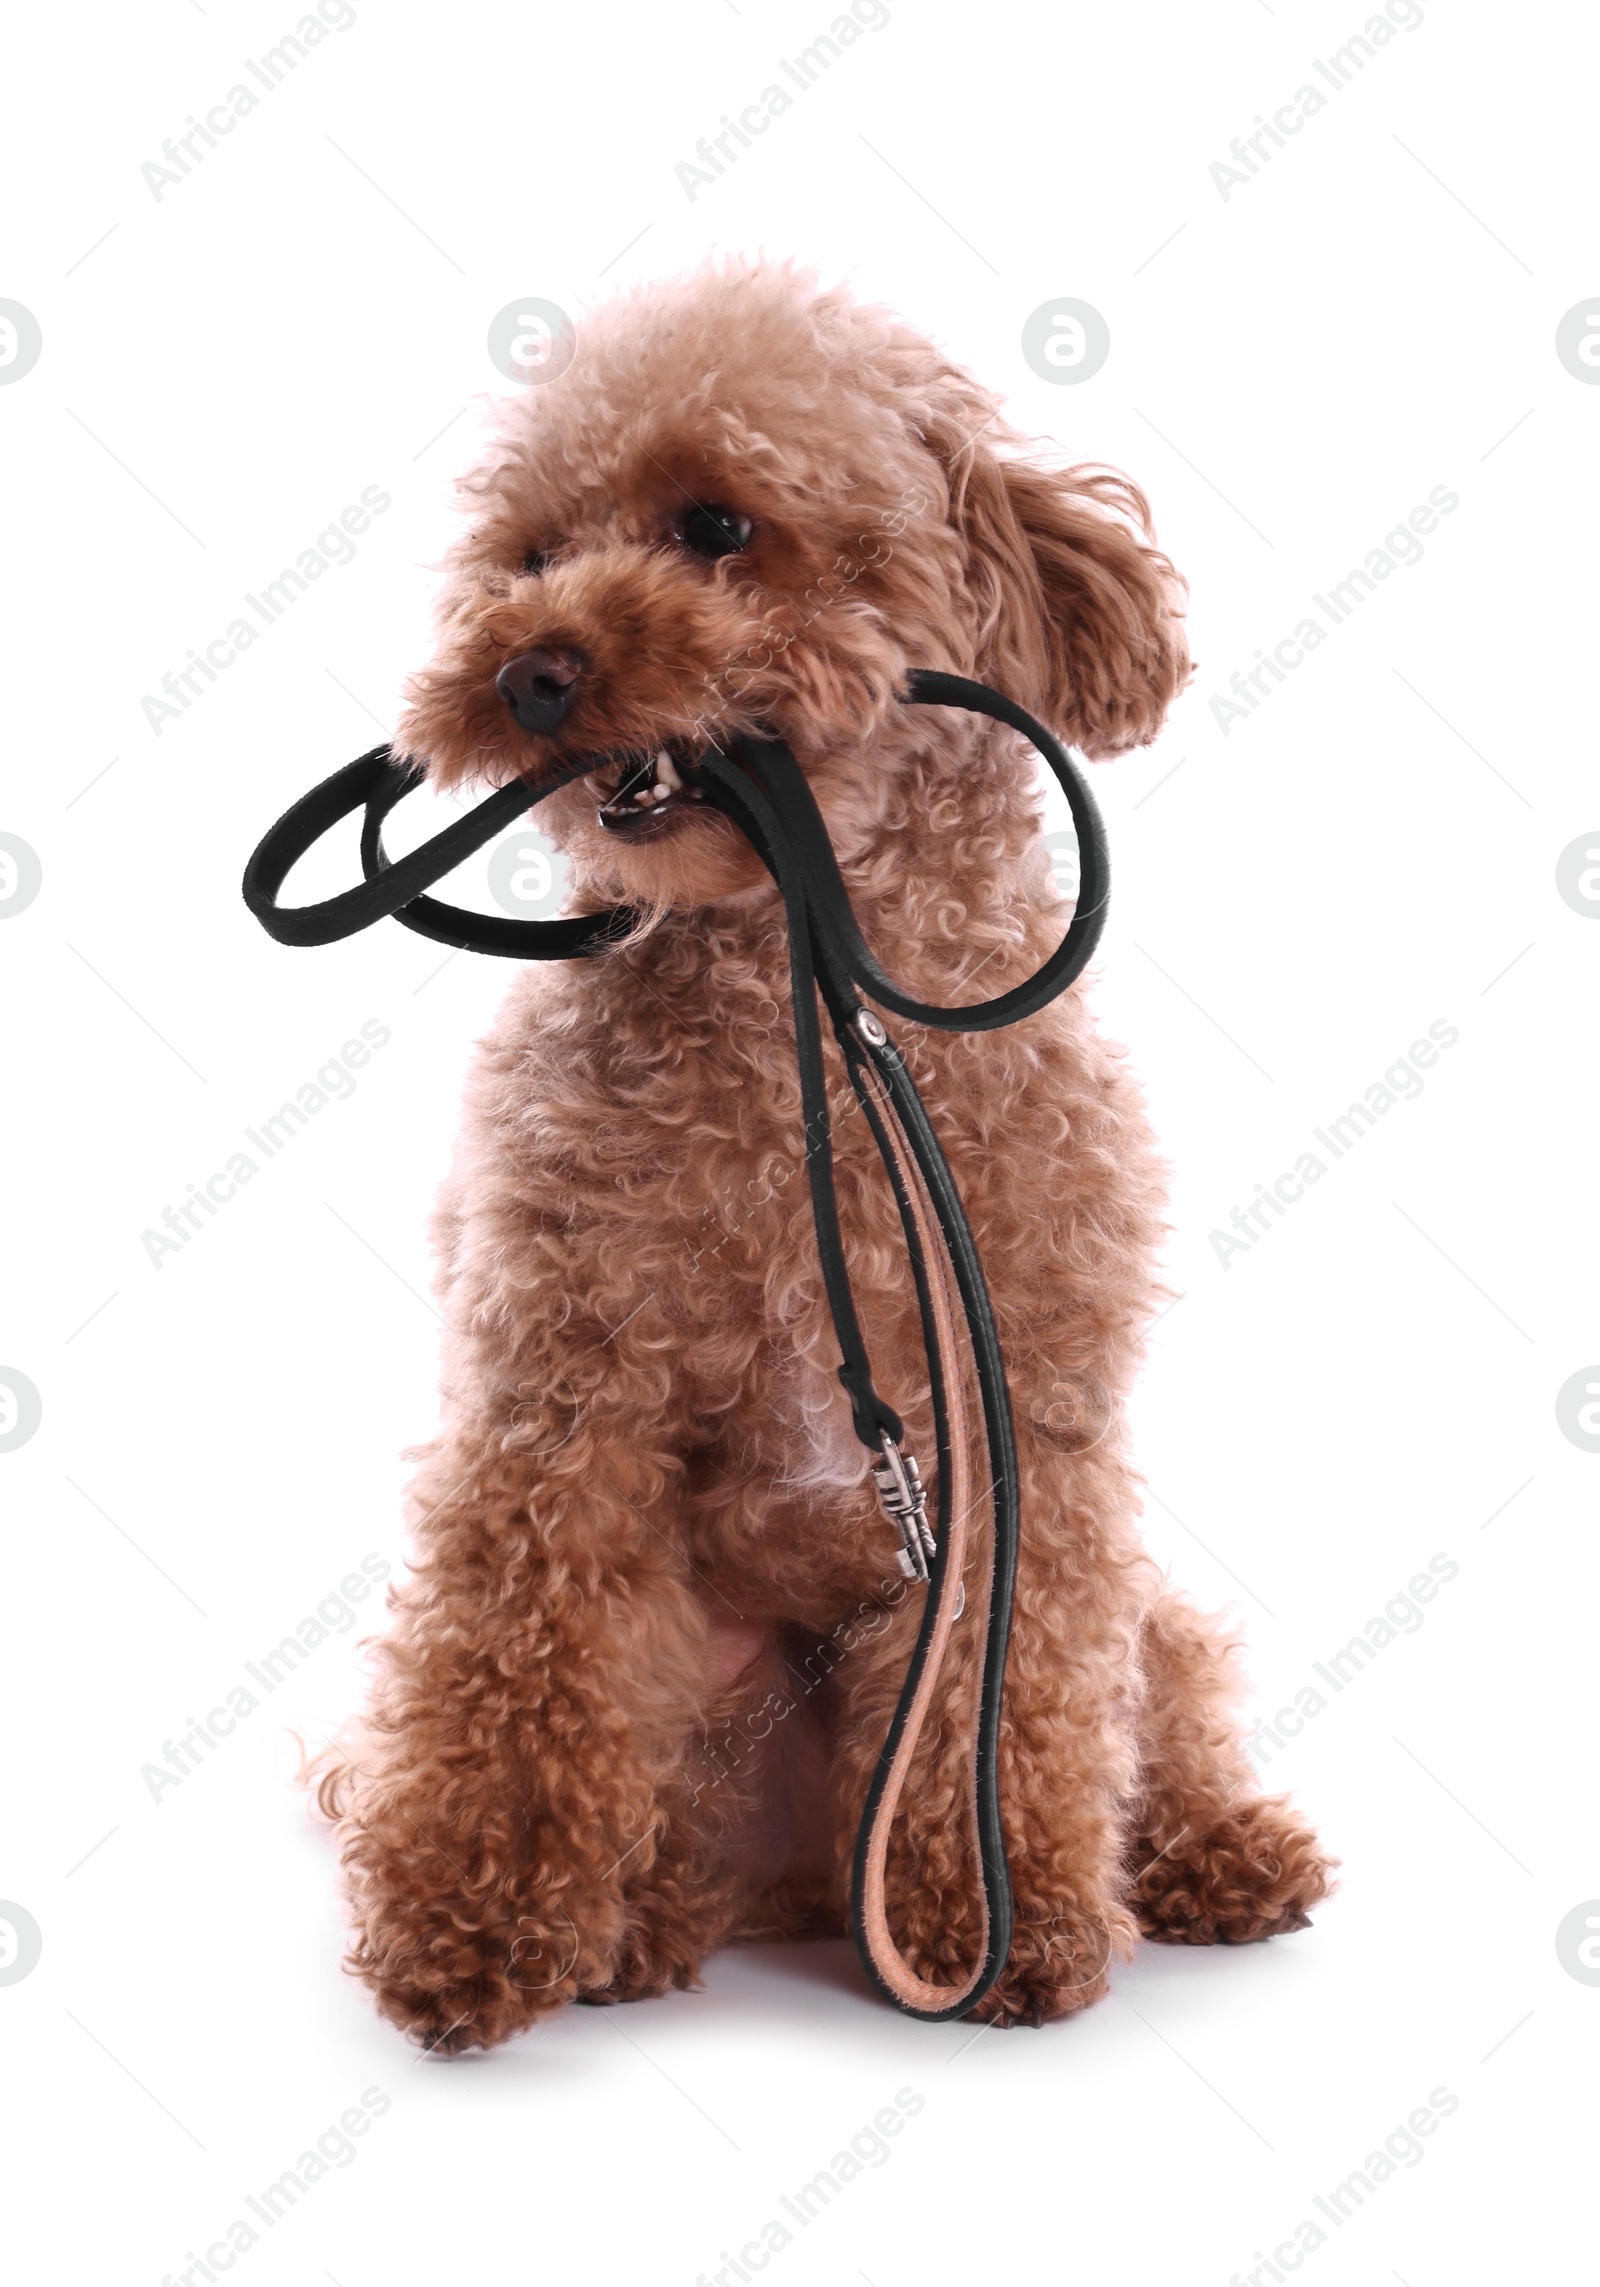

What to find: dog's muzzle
left=241, top=671, right=1110, bottom=2025
left=495, top=646, right=584, bottom=733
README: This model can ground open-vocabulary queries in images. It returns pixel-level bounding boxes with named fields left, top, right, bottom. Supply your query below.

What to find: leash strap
left=847, top=1050, right=995, bottom=2013
left=241, top=672, right=1108, bottom=2021
left=688, top=736, right=1028, bottom=2018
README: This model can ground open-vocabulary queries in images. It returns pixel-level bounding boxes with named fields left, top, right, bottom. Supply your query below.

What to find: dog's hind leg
left=965, top=1440, right=1152, bottom=2027
left=1127, top=1586, right=1336, bottom=1945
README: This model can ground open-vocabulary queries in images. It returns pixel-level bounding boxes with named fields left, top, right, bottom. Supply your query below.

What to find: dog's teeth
left=654, top=748, right=683, bottom=793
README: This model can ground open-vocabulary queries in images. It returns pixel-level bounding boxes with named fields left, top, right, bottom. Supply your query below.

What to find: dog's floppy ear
left=945, top=433, right=1190, bottom=758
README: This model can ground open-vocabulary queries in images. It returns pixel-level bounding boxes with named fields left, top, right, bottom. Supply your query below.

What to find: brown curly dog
left=315, top=257, right=1333, bottom=2049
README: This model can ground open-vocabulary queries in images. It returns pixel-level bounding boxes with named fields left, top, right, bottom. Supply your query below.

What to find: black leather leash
left=242, top=668, right=1109, bottom=2020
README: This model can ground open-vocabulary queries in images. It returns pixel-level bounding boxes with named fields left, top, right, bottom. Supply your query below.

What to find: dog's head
left=397, top=259, right=1188, bottom=904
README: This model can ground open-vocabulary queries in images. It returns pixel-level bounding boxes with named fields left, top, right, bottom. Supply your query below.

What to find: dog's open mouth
left=591, top=741, right=707, bottom=839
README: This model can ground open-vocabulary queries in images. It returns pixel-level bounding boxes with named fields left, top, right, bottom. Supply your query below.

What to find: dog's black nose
left=496, top=647, right=584, bottom=733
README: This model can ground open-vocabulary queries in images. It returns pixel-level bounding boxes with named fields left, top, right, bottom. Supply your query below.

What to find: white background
left=1, top=0, right=1594, bottom=2280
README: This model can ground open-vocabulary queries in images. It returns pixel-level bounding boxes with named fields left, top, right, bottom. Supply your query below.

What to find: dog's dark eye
left=521, top=549, right=549, bottom=576
left=679, top=503, right=754, bottom=560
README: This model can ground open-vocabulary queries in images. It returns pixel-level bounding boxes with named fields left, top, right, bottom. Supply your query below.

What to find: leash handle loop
left=241, top=747, right=627, bottom=957
left=239, top=678, right=1109, bottom=1002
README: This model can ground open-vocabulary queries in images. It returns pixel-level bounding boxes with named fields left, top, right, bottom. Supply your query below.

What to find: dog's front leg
left=330, top=1423, right=710, bottom=2054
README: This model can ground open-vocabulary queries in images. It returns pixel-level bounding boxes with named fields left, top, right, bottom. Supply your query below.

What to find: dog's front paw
left=967, top=1905, right=1132, bottom=2028
left=1132, top=1794, right=1336, bottom=1946
left=352, top=1901, right=597, bottom=2054
left=368, top=1962, right=554, bottom=2056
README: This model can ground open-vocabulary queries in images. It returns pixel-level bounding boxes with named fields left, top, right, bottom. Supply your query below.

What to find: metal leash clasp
left=872, top=1431, right=937, bottom=1581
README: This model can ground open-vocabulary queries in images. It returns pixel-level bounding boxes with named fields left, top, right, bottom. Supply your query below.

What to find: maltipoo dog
left=316, top=258, right=1331, bottom=2048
